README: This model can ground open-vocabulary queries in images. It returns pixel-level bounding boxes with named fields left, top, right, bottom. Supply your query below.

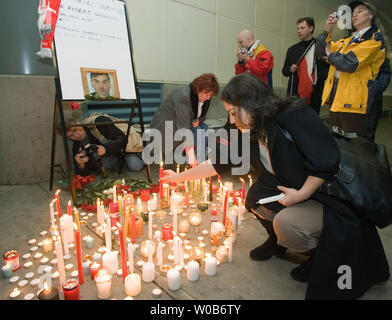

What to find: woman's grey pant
left=255, top=200, right=323, bottom=253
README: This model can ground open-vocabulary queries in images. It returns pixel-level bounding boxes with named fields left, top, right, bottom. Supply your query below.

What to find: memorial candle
left=95, top=269, right=112, bottom=299
left=148, top=211, right=153, bottom=240
left=123, top=208, right=130, bottom=243
left=186, top=260, right=199, bottom=281
left=204, top=256, right=217, bottom=276
left=131, top=209, right=136, bottom=243
left=118, top=228, right=128, bottom=283
left=167, top=269, right=181, bottom=290
left=240, top=178, right=245, bottom=202
left=74, top=208, right=81, bottom=232
left=223, top=191, right=229, bottom=226
left=55, top=190, right=62, bottom=218
left=113, top=186, right=117, bottom=203
left=157, top=241, right=163, bottom=266
left=89, top=261, right=102, bottom=280
left=159, top=162, right=164, bottom=198
left=248, top=175, right=253, bottom=188
left=38, top=280, right=59, bottom=300
left=54, top=237, right=66, bottom=287
left=62, top=279, right=80, bottom=300
left=105, top=219, right=112, bottom=252
left=127, top=243, right=134, bottom=274
left=173, top=208, right=178, bottom=235
left=124, top=273, right=141, bottom=297
left=74, top=224, right=84, bottom=285
left=49, top=200, right=56, bottom=225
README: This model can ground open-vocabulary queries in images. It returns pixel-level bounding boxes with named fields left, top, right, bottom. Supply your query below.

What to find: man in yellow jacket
left=315, top=1, right=386, bottom=137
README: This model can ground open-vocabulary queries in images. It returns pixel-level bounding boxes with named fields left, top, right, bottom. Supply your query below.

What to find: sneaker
left=290, top=256, right=314, bottom=282
left=249, top=236, right=287, bottom=261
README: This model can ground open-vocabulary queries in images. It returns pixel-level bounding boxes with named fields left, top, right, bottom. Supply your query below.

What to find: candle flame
left=248, top=175, right=252, bottom=179
left=50, top=199, right=57, bottom=205
left=43, top=280, right=50, bottom=291
left=55, top=189, right=61, bottom=195
left=73, top=222, right=78, bottom=231
left=160, top=162, right=163, bottom=167
left=11, top=288, right=20, bottom=294
left=240, top=178, right=245, bottom=183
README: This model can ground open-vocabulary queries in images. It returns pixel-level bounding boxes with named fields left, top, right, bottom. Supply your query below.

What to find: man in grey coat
left=150, top=73, right=219, bottom=166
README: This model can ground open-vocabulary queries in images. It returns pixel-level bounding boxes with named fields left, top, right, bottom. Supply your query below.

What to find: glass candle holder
left=42, top=239, right=53, bottom=253
left=83, top=255, right=92, bottom=275
left=49, top=224, right=59, bottom=237
left=162, top=224, right=174, bottom=241
left=197, top=202, right=209, bottom=213
left=190, top=246, right=205, bottom=265
left=123, top=194, right=134, bottom=211
left=38, top=284, right=60, bottom=300
left=3, top=250, right=21, bottom=272
left=178, top=218, right=190, bottom=233
left=89, top=261, right=102, bottom=280
left=140, top=240, right=156, bottom=258
left=62, top=279, right=80, bottom=300
left=215, top=246, right=228, bottom=263
left=189, top=212, right=202, bottom=227
left=94, top=269, right=112, bottom=299
left=124, top=273, right=141, bottom=297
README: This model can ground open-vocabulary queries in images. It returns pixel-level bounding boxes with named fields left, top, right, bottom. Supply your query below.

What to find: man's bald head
left=237, top=29, right=255, bottom=49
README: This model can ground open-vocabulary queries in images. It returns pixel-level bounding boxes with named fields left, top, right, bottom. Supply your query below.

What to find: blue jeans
left=190, top=122, right=209, bottom=164
left=102, top=153, right=144, bottom=172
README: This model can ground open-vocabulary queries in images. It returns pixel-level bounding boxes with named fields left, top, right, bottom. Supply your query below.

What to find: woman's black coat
left=214, top=105, right=390, bottom=299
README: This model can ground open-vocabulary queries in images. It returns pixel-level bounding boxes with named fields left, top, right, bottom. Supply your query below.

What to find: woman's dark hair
left=191, top=73, right=219, bottom=96
left=221, top=74, right=303, bottom=144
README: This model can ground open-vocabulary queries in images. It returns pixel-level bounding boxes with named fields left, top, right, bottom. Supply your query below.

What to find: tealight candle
left=25, top=272, right=34, bottom=279
left=22, top=253, right=31, bottom=260
left=95, top=269, right=113, bottom=299
left=152, top=288, right=162, bottom=298
left=30, top=246, right=38, bottom=252
left=124, top=273, right=142, bottom=297
left=28, top=239, right=37, bottom=246
left=93, top=253, right=102, bottom=263
left=9, top=288, right=21, bottom=300
left=40, top=257, right=49, bottom=265
left=71, top=270, right=79, bottom=277
left=167, top=269, right=181, bottom=291
left=65, top=264, right=73, bottom=271
left=89, top=261, right=102, bottom=280
left=34, top=252, right=43, bottom=260
left=40, top=231, right=48, bottom=237
left=18, top=280, right=28, bottom=288
left=51, top=271, right=59, bottom=280
left=31, top=279, right=40, bottom=287
left=24, top=293, right=35, bottom=300
left=136, top=260, right=145, bottom=270
left=50, top=259, right=57, bottom=265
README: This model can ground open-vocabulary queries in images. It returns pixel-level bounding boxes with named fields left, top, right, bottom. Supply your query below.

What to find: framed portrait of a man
left=80, top=68, right=120, bottom=100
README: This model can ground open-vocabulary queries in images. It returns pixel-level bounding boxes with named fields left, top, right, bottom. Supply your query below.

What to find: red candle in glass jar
left=162, top=223, right=174, bottom=241
left=109, top=202, right=120, bottom=226
left=3, top=250, right=21, bottom=272
left=140, top=189, right=150, bottom=202
left=89, top=261, right=102, bottom=280
left=62, top=279, right=80, bottom=300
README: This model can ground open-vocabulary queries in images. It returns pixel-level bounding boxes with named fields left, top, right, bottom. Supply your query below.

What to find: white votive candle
left=142, top=262, right=155, bottom=283
left=124, top=273, right=142, bottom=297
left=25, top=272, right=34, bottom=279
left=102, top=251, right=118, bottom=275
left=204, top=257, right=217, bottom=276
left=95, top=269, right=113, bottom=299
left=9, top=288, right=21, bottom=299
left=186, top=260, right=199, bottom=282
left=24, top=262, right=33, bottom=269
left=167, top=269, right=181, bottom=291
left=9, top=276, right=19, bottom=284
left=24, top=293, right=35, bottom=300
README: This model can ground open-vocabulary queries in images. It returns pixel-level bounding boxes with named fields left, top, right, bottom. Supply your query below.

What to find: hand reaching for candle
left=161, top=170, right=179, bottom=183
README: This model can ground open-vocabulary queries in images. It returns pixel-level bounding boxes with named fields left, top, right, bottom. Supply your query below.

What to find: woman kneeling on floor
left=161, top=73, right=390, bottom=300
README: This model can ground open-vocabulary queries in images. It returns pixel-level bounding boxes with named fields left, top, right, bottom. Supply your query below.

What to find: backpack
left=81, top=113, right=143, bottom=153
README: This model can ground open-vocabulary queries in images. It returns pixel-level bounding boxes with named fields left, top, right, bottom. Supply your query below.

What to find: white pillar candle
left=186, top=260, right=199, bottom=281
left=49, top=201, right=55, bottom=225
left=157, top=241, right=163, bottom=266
left=148, top=195, right=158, bottom=211
left=170, top=193, right=183, bottom=214
left=60, top=223, right=69, bottom=256
left=142, top=262, right=155, bottom=283
left=83, top=236, right=94, bottom=249
left=148, top=211, right=153, bottom=240
left=173, top=236, right=180, bottom=265
left=127, top=243, right=134, bottom=274
left=60, top=212, right=74, bottom=243
left=54, top=237, right=66, bottom=287
left=95, top=269, right=112, bottom=299
left=227, top=238, right=233, bottom=262
left=167, top=269, right=181, bottom=290
left=105, top=219, right=112, bottom=252
left=173, top=209, right=178, bottom=235
left=147, top=244, right=153, bottom=264
left=102, top=251, right=118, bottom=275
left=179, top=240, right=184, bottom=267
left=113, top=186, right=117, bottom=203
left=204, top=257, right=217, bottom=276
left=124, top=273, right=141, bottom=297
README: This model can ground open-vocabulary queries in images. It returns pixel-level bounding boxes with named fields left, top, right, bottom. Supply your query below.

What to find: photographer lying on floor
left=64, top=115, right=144, bottom=176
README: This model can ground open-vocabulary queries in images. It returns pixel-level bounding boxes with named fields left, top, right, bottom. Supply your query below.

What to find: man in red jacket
left=235, top=29, right=274, bottom=88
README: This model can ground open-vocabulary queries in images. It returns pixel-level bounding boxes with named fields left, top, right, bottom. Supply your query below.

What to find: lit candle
left=248, top=175, right=253, bottom=188
left=83, top=236, right=94, bottom=249
left=204, top=256, right=217, bottom=276
left=42, top=238, right=53, bottom=253
left=148, top=193, right=158, bottom=211
left=123, top=208, right=130, bottom=244
left=118, top=228, right=128, bottom=283
left=60, top=222, right=69, bottom=256
left=124, top=273, right=141, bottom=297
left=9, top=288, right=21, bottom=300
left=225, top=237, right=233, bottom=262
left=74, top=224, right=84, bottom=285
left=55, top=190, right=62, bottom=218
left=223, top=191, right=229, bottom=226
left=178, top=219, right=190, bottom=233
left=127, top=243, right=134, bottom=274
left=113, top=186, right=117, bottom=203
left=131, top=209, right=136, bottom=243
left=167, top=269, right=181, bottom=291
left=54, top=237, right=66, bottom=287
left=159, top=162, right=164, bottom=198
left=49, top=200, right=56, bottom=225
left=38, top=280, right=59, bottom=300
left=74, top=208, right=81, bottom=232
left=60, top=205, right=74, bottom=243
left=186, top=260, right=199, bottom=281
left=179, top=240, right=184, bottom=267
left=162, top=223, right=174, bottom=241
left=173, top=208, right=178, bottom=235
left=95, top=269, right=112, bottom=299
left=173, top=236, right=180, bottom=265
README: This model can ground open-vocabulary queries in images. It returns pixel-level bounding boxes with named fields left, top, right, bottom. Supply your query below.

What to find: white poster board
left=54, top=0, right=136, bottom=100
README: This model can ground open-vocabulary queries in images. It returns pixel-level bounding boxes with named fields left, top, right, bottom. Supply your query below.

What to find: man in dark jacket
left=65, top=115, right=144, bottom=176
left=282, top=17, right=329, bottom=114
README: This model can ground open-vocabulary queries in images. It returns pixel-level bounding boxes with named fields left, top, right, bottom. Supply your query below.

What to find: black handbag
left=279, top=125, right=392, bottom=228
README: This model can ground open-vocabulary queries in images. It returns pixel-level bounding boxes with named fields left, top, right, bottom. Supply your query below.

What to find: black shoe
left=250, top=236, right=287, bottom=261
left=290, top=256, right=314, bottom=282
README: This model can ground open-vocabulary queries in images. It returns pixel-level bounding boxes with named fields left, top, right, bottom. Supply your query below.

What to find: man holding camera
left=235, top=29, right=274, bottom=88
left=65, top=115, right=144, bottom=176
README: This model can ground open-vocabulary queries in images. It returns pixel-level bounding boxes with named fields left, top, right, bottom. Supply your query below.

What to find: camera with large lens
left=240, top=47, right=248, bottom=55
left=80, top=143, right=101, bottom=163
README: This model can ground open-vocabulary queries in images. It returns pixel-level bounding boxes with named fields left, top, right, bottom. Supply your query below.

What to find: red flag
left=37, top=0, right=61, bottom=58
left=297, top=45, right=316, bottom=104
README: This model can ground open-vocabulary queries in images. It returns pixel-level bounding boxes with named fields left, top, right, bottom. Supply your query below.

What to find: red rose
left=71, top=102, right=79, bottom=110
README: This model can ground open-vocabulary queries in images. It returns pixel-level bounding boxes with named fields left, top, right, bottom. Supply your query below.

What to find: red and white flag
left=36, top=0, right=61, bottom=59
left=297, top=44, right=317, bottom=104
